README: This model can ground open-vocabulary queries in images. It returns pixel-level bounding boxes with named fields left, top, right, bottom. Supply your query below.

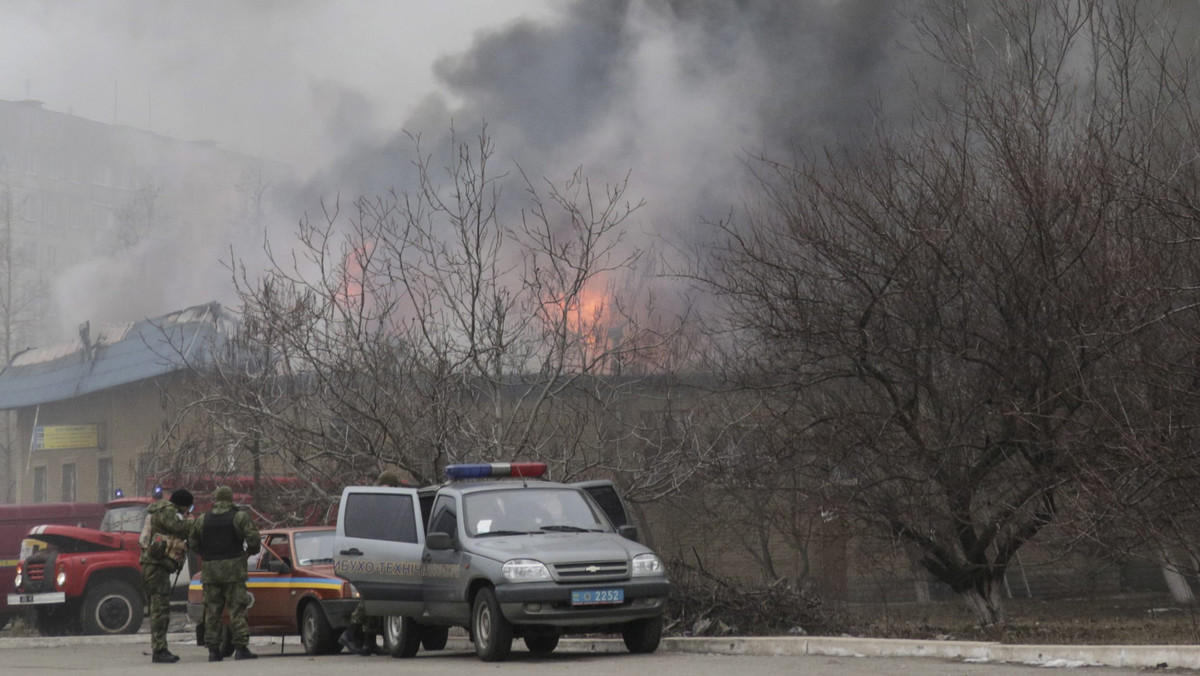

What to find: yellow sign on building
left=34, top=424, right=102, bottom=450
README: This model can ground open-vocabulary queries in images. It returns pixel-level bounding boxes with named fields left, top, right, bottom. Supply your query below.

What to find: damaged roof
left=0, top=301, right=234, bottom=410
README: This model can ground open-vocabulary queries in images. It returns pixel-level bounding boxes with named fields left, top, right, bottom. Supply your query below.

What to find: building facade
left=0, top=303, right=231, bottom=504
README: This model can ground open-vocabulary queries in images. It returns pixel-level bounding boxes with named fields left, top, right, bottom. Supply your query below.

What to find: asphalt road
left=0, top=636, right=1152, bottom=676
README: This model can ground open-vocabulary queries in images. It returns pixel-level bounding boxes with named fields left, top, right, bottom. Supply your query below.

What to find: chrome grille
left=553, top=560, right=628, bottom=581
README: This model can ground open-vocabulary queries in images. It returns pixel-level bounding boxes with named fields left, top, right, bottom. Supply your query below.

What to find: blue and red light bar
left=445, top=462, right=547, bottom=481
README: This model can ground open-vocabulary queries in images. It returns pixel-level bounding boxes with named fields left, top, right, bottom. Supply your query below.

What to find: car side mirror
left=267, top=558, right=292, bottom=574
left=426, top=532, right=454, bottom=551
left=618, top=525, right=639, bottom=542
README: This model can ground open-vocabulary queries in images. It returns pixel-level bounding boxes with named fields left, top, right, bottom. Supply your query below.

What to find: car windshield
left=294, top=530, right=336, bottom=566
left=464, top=487, right=609, bottom=537
left=100, top=505, right=148, bottom=533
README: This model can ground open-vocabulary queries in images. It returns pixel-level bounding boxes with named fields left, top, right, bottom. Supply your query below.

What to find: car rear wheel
left=383, top=615, right=422, bottom=658
left=622, top=616, right=663, bottom=654
left=472, top=588, right=513, bottom=662
left=421, top=626, right=449, bottom=651
left=300, top=602, right=339, bottom=655
left=81, top=581, right=143, bottom=635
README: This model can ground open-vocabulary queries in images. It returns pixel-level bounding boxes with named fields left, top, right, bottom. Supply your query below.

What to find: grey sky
left=1, top=0, right=557, bottom=175
left=1, top=0, right=918, bottom=337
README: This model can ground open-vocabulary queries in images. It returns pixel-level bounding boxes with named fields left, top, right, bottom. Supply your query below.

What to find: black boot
left=338, top=626, right=368, bottom=655
left=233, top=646, right=257, bottom=660
left=151, top=649, right=180, bottom=663
left=364, top=634, right=386, bottom=656
left=208, top=648, right=223, bottom=662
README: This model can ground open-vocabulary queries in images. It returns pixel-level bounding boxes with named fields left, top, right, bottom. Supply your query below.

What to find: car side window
left=267, top=534, right=291, bottom=567
left=344, top=492, right=418, bottom=543
left=428, top=495, right=457, bottom=537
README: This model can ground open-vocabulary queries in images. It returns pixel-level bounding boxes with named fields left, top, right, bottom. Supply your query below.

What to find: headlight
left=13, top=570, right=22, bottom=588
left=632, top=553, right=664, bottom=577
left=502, top=559, right=551, bottom=582
left=346, top=582, right=361, bottom=599
left=56, top=570, right=67, bottom=588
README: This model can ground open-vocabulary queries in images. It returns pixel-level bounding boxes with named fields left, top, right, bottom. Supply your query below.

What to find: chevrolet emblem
left=585, top=565, right=601, bottom=573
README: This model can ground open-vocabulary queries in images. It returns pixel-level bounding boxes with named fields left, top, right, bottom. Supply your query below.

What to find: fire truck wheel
left=81, top=581, right=144, bottom=635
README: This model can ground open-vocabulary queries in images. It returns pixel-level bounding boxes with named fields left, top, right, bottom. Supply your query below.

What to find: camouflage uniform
left=140, top=490, right=193, bottom=662
left=189, top=486, right=260, bottom=661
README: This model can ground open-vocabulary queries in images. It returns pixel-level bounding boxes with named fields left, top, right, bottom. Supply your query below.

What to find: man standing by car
left=190, top=485, right=260, bottom=662
left=140, top=488, right=194, bottom=664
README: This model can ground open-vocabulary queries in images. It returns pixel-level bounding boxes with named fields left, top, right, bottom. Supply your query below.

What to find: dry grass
left=841, top=593, right=1200, bottom=645
left=666, top=561, right=1200, bottom=644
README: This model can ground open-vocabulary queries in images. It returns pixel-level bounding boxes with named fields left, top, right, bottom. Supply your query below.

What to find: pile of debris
left=664, top=559, right=840, bottom=637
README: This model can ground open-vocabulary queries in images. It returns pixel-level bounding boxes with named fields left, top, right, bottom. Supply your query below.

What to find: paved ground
left=2, top=613, right=1197, bottom=673
left=0, top=634, right=1160, bottom=676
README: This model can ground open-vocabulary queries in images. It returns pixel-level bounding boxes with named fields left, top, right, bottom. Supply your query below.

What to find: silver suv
left=333, top=463, right=670, bottom=661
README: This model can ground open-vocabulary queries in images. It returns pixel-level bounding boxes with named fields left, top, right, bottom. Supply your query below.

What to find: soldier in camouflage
left=141, top=488, right=194, bottom=664
left=189, top=485, right=261, bottom=662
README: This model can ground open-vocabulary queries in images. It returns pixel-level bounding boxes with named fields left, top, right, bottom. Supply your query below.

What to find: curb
left=457, top=636, right=1200, bottom=670
left=3, top=632, right=1197, bottom=670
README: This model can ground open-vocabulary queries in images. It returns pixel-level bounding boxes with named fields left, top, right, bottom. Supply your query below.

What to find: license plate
left=571, top=588, right=624, bottom=606
left=7, top=592, right=65, bottom=605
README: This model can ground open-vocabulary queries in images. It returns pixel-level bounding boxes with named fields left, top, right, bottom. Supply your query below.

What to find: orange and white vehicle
left=187, top=526, right=359, bottom=655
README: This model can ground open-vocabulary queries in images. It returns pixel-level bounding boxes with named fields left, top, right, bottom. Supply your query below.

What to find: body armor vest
left=201, top=509, right=243, bottom=561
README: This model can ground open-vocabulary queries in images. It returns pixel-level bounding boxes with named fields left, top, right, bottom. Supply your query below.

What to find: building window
left=97, top=457, right=114, bottom=501
left=33, top=466, right=46, bottom=503
left=61, top=463, right=76, bottom=502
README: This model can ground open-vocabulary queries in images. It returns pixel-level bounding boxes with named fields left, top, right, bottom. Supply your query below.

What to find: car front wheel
left=472, top=588, right=513, bottom=662
left=300, top=602, right=339, bottom=655
left=524, top=630, right=559, bottom=655
left=622, top=615, right=663, bottom=654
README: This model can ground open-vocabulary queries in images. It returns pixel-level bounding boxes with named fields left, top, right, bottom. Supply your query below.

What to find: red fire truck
left=7, top=474, right=331, bottom=635
left=0, top=502, right=106, bottom=631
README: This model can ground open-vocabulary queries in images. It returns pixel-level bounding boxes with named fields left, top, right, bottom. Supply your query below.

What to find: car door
left=421, top=492, right=469, bottom=624
left=333, top=486, right=424, bottom=618
left=246, top=533, right=293, bottom=632
left=573, top=480, right=635, bottom=534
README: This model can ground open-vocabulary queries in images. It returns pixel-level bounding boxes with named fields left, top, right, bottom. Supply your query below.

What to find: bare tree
left=703, top=0, right=1200, bottom=625
left=152, top=126, right=714, bottom=522
left=0, top=179, right=44, bottom=502
left=115, top=181, right=166, bottom=249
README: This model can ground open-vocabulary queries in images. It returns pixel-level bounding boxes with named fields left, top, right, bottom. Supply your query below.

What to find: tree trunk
left=1161, top=547, right=1197, bottom=604
left=961, top=577, right=1005, bottom=626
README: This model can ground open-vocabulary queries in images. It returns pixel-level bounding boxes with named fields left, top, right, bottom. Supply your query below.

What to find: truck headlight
left=56, top=570, right=67, bottom=588
left=502, top=559, right=551, bottom=582
left=632, top=553, right=664, bottom=577
left=13, top=570, right=22, bottom=588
